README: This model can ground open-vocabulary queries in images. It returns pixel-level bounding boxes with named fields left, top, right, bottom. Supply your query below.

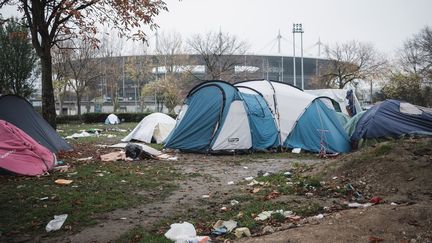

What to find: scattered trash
left=254, top=209, right=295, bottom=221
left=265, top=191, right=280, bottom=200
left=220, top=207, right=227, bottom=211
left=407, top=177, right=415, bottom=181
left=262, top=225, right=274, bottom=234
left=252, top=188, right=260, bottom=193
left=202, top=195, right=210, bottom=199
left=212, top=220, right=237, bottom=235
left=66, top=131, right=92, bottom=139
left=120, top=180, right=127, bottom=183
left=248, top=180, right=259, bottom=186
left=262, top=172, right=271, bottom=177
left=287, top=215, right=302, bottom=221
left=346, top=183, right=363, bottom=198
left=244, top=176, right=254, bottom=181
left=370, top=196, right=383, bottom=204
left=332, top=176, right=338, bottom=180
left=164, top=222, right=209, bottom=243
left=125, top=143, right=148, bottom=159
left=116, top=142, right=177, bottom=161
left=305, top=192, right=314, bottom=197
left=67, top=172, right=78, bottom=176
left=230, top=199, right=239, bottom=206
left=348, top=202, right=373, bottom=208
left=292, top=148, right=301, bottom=154
left=234, top=227, right=251, bottom=238
left=52, top=165, right=70, bottom=172
left=247, top=179, right=262, bottom=186
left=235, top=212, right=244, bottom=219
left=314, top=214, right=324, bottom=219
left=54, top=179, right=73, bottom=185
left=243, top=166, right=248, bottom=169
left=97, top=173, right=104, bottom=177
left=106, top=134, right=116, bottom=138
left=227, top=181, right=235, bottom=185
left=120, top=217, right=127, bottom=220
left=390, top=202, right=398, bottom=206
left=77, top=157, right=92, bottom=161
left=46, top=214, right=68, bottom=232
left=368, top=236, right=384, bottom=242
left=284, top=171, right=292, bottom=176
left=39, top=197, right=49, bottom=201
left=100, top=151, right=126, bottom=162
left=255, top=211, right=273, bottom=221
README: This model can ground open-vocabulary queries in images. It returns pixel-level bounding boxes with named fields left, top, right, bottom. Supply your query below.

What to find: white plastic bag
left=45, top=214, right=68, bottom=232
left=164, top=222, right=209, bottom=243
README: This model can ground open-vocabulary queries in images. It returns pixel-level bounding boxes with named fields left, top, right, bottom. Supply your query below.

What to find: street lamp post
left=293, top=23, right=304, bottom=89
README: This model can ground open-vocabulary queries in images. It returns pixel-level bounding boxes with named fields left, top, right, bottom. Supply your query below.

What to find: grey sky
left=2, top=0, right=431, bottom=57
left=154, top=0, right=432, bottom=57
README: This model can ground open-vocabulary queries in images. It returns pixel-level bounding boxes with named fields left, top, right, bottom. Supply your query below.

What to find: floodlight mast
left=293, top=23, right=304, bottom=89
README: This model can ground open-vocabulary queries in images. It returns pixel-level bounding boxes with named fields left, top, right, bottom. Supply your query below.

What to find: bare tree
left=319, top=40, right=387, bottom=89
left=60, top=39, right=100, bottom=116
left=0, top=0, right=167, bottom=127
left=52, top=46, right=70, bottom=115
left=100, top=34, right=124, bottom=112
left=383, top=26, right=432, bottom=106
left=187, top=31, right=249, bottom=82
left=125, top=55, right=154, bottom=111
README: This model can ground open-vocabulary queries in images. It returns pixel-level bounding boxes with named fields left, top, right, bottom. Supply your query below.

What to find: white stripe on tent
left=211, top=101, right=252, bottom=150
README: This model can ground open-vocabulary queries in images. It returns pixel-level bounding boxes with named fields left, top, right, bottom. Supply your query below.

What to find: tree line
left=0, top=0, right=431, bottom=127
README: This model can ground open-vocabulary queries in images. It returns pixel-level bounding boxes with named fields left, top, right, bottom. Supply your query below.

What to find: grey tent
left=0, top=95, right=72, bottom=153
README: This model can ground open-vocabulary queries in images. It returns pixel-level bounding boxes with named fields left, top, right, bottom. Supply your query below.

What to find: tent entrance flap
left=163, top=85, right=225, bottom=151
left=284, top=99, right=351, bottom=153
left=211, top=101, right=252, bottom=150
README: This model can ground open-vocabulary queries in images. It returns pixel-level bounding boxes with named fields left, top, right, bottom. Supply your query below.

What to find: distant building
left=53, top=54, right=331, bottom=115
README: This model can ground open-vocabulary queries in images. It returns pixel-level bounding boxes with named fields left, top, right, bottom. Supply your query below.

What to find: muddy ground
left=6, top=138, right=432, bottom=243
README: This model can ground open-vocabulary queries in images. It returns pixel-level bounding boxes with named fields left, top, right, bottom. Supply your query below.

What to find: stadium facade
left=52, top=54, right=329, bottom=115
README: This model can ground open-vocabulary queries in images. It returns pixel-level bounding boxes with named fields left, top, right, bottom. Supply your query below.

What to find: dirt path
left=236, top=203, right=432, bottom=243
left=48, top=156, right=320, bottom=243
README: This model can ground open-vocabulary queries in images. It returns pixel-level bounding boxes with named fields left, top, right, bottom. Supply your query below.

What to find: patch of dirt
left=237, top=203, right=432, bottom=243
left=236, top=138, right=432, bottom=243
left=325, top=138, right=432, bottom=203
left=21, top=138, right=432, bottom=242
left=46, top=148, right=321, bottom=243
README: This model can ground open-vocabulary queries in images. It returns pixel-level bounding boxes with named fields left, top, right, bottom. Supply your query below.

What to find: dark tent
left=351, top=99, right=432, bottom=142
left=0, top=95, right=72, bottom=153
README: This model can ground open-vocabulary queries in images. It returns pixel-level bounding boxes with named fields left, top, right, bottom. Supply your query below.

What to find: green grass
left=58, top=122, right=138, bottom=141
left=373, top=142, right=393, bottom=156
left=0, top=162, right=178, bottom=237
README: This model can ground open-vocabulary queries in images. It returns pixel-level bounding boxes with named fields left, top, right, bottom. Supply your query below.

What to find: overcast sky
left=2, top=0, right=432, bottom=58
left=154, top=0, right=432, bottom=57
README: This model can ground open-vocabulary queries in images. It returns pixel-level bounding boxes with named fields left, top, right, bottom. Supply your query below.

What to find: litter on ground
left=164, top=221, right=209, bottom=243
left=45, top=214, right=68, bottom=232
left=54, top=179, right=73, bottom=185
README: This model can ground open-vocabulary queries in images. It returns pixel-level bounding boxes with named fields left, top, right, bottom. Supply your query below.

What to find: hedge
left=56, top=112, right=177, bottom=124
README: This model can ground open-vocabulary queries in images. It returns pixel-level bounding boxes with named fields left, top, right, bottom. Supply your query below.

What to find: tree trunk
left=40, top=49, right=57, bottom=128
left=76, top=92, right=81, bottom=116
left=57, top=94, right=64, bottom=115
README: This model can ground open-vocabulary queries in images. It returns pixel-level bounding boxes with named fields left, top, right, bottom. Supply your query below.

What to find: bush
left=56, top=115, right=82, bottom=124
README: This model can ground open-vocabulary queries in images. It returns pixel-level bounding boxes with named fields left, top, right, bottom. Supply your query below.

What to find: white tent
left=305, top=89, right=362, bottom=116
left=236, top=80, right=321, bottom=143
left=105, top=114, right=120, bottom=125
left=122, top=113, right=176, bottom=143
